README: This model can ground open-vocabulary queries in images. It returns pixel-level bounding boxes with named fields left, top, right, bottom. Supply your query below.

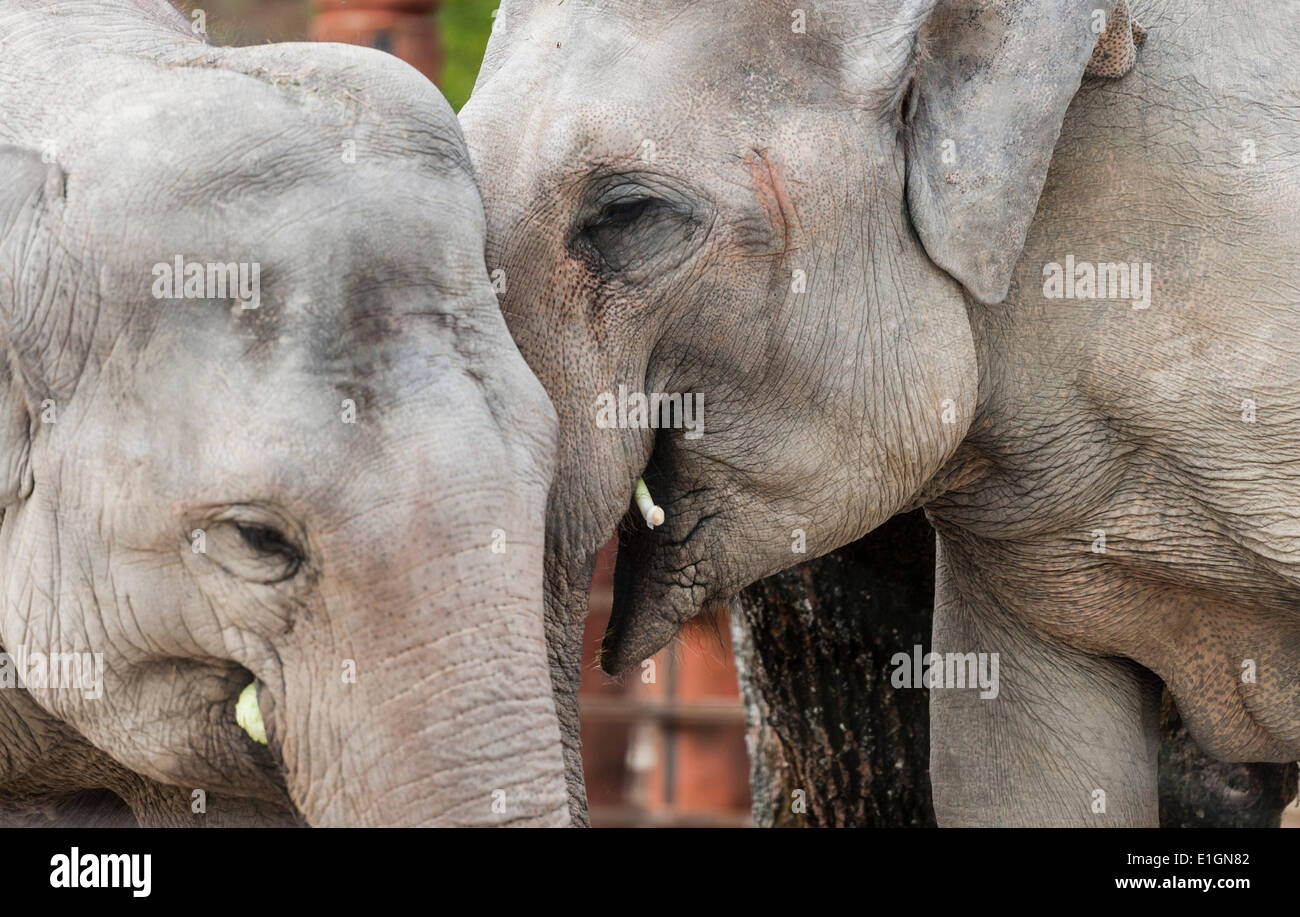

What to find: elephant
left=460, top=0, right=1300, bottom=826
left=0, top=0, right=568, bottom=826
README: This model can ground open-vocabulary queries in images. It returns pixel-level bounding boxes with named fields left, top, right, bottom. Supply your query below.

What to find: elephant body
left=926, top=0, right=1300, bottom=824
left=0, top=0, right=568, bottom=826
left=462, top=0, right=1300, bottom=825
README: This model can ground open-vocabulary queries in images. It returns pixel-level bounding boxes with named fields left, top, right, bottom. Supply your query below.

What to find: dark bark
left=733, top=511, right=936, bottom=827
left=734, top=510, right=1298, bottom=827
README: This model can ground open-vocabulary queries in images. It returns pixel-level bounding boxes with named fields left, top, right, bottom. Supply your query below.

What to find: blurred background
left=174, top=0, right=755, bottom=829
left=180, top=0, right=497, bottom=111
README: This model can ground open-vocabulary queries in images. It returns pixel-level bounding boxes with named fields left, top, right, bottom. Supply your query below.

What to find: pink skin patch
left=744, top=148, right=798, bottom=255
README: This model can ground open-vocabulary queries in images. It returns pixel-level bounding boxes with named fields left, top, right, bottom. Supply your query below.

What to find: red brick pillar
left=311, top=1, right=443, bottom=84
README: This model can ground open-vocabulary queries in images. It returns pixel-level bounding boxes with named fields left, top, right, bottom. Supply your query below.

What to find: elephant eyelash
left=235, top=523, right=304, bottom=577
left=896, top=77, right=919, bottom=126
left=573, top=199, right=655, bottom=274
left=585, top=196, right=656, bottom=231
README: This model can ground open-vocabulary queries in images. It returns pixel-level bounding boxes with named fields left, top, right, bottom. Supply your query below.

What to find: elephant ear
left=0, top=145, right=62, bottom=508
left=904, top=0, right=1134, bottom=305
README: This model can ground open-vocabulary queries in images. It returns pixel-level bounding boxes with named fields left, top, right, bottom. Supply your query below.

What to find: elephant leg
left=929, top=535, right=1162, bottom=826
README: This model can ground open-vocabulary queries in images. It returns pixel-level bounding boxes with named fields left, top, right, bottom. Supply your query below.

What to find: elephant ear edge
left=903, top=0, right=1132, bottom=306
left=0, top=145, right=61, bottom=508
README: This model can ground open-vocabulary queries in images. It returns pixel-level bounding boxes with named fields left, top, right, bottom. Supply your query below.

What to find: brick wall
left=580, top=542, right=753, bottom=827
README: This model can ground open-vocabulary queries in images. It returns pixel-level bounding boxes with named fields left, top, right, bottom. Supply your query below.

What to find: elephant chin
left=601, top=514, right=727, bottom=673
left=601, top=597, right=683, bottom=675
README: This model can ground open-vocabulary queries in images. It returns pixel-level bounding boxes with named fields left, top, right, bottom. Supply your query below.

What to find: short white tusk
left=634, top=477, right=664, bottom=529
left=236, top=681, right=268, bottom=745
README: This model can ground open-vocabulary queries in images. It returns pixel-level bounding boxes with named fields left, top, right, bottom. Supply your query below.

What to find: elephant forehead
left=67, top=57, right=471, bottom=183
left=63, top=106, right=494, bottom=371
left=516, top=0, right=851, bottom=63
left=466, top=6, right=867, bottom=209
left=492, top=0, right=845, bottom=117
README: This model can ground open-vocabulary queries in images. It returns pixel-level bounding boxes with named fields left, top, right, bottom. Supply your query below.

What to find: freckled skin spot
left=1084, top=1, right=1146, bottom=80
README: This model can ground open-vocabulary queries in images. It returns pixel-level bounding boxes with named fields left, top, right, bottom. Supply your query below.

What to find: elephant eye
left=198, top=515, right=305, bottom=585
left=572, top=178, right=710, bottom=279
left=588, top=197, right=654, bottom=230
left=578, top=196, right=661, bottom=262
left=236, top=524, right=301, bottom=567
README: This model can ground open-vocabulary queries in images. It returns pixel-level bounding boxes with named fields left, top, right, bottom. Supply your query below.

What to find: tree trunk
left=734, top=510, right=1298, bottom=827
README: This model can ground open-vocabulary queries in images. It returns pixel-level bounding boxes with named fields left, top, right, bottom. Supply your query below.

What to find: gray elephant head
left=0, top=0, right=567, bottom=826
left=460, top=0, right=1148, bottom=817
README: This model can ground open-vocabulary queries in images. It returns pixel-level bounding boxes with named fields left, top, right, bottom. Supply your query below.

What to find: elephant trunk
left=268, top=572, right=571, bottom=827
left=260, top=450, right=570, bottom=827
left=543, top=545, right=596, bottom=827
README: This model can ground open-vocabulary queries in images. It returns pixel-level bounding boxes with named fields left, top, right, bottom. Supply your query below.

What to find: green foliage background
left=438, top=0, right=499, bottom=111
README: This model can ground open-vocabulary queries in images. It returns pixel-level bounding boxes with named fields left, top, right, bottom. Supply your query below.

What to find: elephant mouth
left=229, top=667, right=302, bottom=811
left=599, top=457, right=722, bottom=674
left=600, top=566, right=681, bottom=674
